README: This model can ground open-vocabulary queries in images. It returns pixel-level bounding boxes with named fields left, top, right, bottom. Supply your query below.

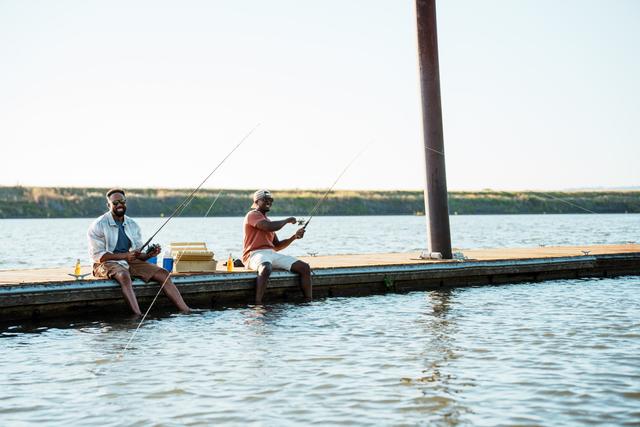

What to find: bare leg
left=113, top=271, right=142, bottom=316
left=256, top=262, right=272, bottom=305
left=150, top=269, right=191, bottom=313
left=291, top=261, right=312, bottom=302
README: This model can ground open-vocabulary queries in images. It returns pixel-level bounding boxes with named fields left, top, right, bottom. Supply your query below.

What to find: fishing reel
left=297, top=218, right=307, bottom=226
left=146, top=243, right=161, bottom=254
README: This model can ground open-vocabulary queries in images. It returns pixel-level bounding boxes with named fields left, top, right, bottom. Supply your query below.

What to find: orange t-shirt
left=242, top=210, right=275, bottom=263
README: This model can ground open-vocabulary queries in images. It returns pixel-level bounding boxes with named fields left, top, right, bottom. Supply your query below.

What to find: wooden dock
left=1, top=244, right=639, bottom=322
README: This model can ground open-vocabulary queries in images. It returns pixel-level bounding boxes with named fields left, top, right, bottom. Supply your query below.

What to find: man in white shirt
left=88, top=189, right=190, bottom=315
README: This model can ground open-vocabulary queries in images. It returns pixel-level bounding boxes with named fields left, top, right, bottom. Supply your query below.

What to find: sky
left=0, top=0, right=638, bottom=191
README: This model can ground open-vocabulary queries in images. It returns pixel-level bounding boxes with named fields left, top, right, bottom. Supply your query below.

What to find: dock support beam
left=415, top=0, right=452, bottom=259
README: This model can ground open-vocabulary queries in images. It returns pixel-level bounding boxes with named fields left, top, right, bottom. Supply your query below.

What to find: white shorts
left=248, top=249, right=298, bottom=271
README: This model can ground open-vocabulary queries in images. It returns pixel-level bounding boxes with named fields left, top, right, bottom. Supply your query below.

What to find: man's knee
left=153, top=268, right=170, bottom=283
left=291, top=261, right=310, bottom=276
left=257, top=262, right=272, bottom=277
left=113, top=270, right=132, bottom=285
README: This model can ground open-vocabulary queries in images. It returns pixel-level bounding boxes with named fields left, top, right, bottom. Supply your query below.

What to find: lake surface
left=1, top=214, right=639, bottom=425
left=0, top=213, right=637, bottom=270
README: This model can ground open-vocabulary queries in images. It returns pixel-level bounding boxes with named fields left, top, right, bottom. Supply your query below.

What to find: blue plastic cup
left=147, top=256, right=158, bottom=265
left=163, top=257, right=174, bottom=272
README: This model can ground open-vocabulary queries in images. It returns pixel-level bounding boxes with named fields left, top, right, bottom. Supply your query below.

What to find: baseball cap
left=252, top=189, right=273, bottom=208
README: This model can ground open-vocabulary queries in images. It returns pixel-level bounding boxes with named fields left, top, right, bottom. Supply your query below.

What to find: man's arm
left=88, top=221, right=151, bottom=263
left=255, top=216, right=297, bottom=232
left=88, top=221, right=114, bottom=263
left=100, top=251, right=141, bottom=263
left=273, top=227, right=306, bottom=251
left=129, top=219, right=144, bottom=252
left=101, top=245, right=160, bottom=262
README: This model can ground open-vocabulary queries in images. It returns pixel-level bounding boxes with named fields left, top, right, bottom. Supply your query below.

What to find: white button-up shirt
left=87, top=211, right=144, bottom=267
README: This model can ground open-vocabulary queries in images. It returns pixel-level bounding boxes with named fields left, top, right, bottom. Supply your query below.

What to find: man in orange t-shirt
left=243, top=189, right=311, bottom=304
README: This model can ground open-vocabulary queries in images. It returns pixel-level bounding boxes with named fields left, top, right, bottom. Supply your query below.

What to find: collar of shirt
left=105, top=212, right=132, bottom=227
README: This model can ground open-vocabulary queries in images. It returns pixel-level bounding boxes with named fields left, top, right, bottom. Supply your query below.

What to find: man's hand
left=286, top=217, right=297, bottom=225
left=147, top=244, right=162, bottom=258
left=293, top=227, right=306, bottom=240
left=125, top=251, right=141, bottom=262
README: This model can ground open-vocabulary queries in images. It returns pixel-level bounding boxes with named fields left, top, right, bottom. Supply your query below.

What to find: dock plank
left=0, top=244, right=638, bottom=286
left=1, top=244, right=639, bottom=322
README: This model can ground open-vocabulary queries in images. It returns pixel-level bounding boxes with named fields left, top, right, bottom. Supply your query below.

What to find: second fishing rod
left=298, top=142, right=372, bottom=230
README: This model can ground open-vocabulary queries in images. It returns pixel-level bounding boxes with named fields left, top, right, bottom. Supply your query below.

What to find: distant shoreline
left=0, top=186, right=638, bottom=219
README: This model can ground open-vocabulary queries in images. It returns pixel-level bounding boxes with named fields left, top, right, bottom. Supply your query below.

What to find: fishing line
left=96, top=125, right=260, bottom=374
left=302, top=142, right=372, bottom=229
left=423, top=144, right=600, bottom=214
left=534, top=192, right=598, bottom=214
left=204, top=190, right=223, bottom=217
left=424, top=146, right=445, bottom=156
left=91, top=250, right=188, bottom=376
left=140, top=123, right=260, bottom=251
left=116, top=252, right=186, bottom=361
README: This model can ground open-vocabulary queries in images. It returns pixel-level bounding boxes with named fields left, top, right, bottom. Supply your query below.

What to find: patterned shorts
left=93, top=258, right=164, bottom=283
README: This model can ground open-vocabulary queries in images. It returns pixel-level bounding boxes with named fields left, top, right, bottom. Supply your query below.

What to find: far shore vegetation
left=0, top=186, right=638, bottom=219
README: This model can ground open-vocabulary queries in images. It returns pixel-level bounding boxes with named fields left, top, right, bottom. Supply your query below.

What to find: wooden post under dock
left=1, top=244, right=639, bottom=322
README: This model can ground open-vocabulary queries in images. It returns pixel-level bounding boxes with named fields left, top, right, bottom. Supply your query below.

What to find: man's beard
left=112, top=206, right=126, bottom=217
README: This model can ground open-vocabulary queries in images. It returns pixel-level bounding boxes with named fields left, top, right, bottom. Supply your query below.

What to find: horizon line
left=1, top=184, right=639, bottom=193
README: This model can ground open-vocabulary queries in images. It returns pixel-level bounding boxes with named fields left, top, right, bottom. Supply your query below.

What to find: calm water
left=1, top=214, right=639, bottom=425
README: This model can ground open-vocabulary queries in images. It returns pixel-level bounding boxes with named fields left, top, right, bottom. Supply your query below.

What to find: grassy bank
left=0, top=186, right=638, bottom=219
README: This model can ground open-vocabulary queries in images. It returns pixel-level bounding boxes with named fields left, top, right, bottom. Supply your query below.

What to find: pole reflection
left=410, top=289, right=473, bottom=424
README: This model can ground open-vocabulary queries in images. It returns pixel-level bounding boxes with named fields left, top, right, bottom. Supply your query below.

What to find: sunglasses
left=111, top=199, right=127, bottom=206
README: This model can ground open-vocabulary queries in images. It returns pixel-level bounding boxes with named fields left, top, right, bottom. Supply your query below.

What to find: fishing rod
left=140, top=123, right=260, bottom=252
left=301, top=142, right=371, bottom=230
left=96, top=126, right=259, bottom=373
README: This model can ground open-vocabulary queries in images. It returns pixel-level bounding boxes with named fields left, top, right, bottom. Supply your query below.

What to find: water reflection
left=239, top=304, right=286, bottom=377
left=240, top=304, right=286, bottom=329
left=1, top=312, right=166, bottom=335
left=400, top=290, right=471, bottom=424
